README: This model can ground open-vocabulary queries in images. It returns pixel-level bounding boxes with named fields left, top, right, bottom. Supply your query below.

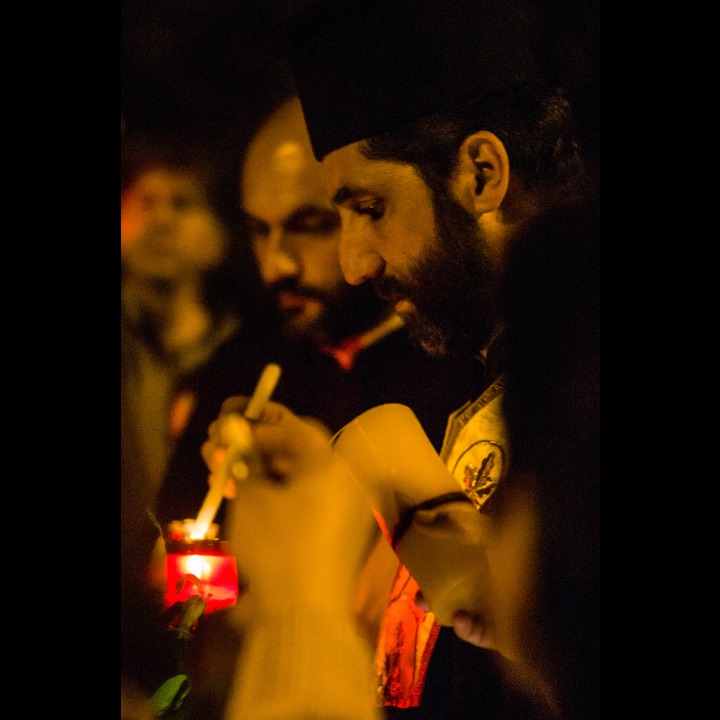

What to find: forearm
left=224, top=606, right=383, bottom=720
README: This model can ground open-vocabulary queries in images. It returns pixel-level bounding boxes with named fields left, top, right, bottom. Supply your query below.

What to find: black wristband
left=391, top=491, right=473, bottom=550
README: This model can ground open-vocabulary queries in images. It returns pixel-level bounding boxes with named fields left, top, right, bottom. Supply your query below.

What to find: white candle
left=190, top=363, right=282, bottom=539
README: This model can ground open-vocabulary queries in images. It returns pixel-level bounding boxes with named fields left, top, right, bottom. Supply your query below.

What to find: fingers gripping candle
left=191, top=364, right=282, bottom=539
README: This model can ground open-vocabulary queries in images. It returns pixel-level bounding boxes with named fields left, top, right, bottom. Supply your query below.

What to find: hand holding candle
left=191, top=363, right=282, bottom=539
left=223, top=400, right=380, bottom=617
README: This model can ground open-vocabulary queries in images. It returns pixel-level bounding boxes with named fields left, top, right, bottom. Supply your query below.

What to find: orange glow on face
left=120, top=169, right=227, bottom=277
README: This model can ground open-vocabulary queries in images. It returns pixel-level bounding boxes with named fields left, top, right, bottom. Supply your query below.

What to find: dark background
left=120, top=0, right=287, bottom=140
left=121, top=0, right=600, bottom=162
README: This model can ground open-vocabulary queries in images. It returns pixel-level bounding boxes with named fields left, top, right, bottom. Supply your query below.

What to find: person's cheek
left=120, top=198, right=146, bottom=251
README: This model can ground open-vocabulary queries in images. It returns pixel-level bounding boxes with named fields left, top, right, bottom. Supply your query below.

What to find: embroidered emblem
left=454, top=440, right=506, bottom=509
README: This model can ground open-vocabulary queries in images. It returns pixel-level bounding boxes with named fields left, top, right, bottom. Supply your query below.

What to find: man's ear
left=453, top=131, right=510, bottom=217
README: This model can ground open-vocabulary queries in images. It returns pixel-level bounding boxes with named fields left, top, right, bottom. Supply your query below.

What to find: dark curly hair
left=362, top=82, right=588, bottom=211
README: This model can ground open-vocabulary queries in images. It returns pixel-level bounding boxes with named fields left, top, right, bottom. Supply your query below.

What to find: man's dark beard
left=272, top=277, right=391, bottom=346
left=374, top=189, right=500, bottom=358
left=322, top=281, right=393, bottom=345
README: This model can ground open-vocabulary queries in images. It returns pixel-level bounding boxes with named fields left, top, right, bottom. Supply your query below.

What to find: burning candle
left=164, top=536, right=239, bottom=615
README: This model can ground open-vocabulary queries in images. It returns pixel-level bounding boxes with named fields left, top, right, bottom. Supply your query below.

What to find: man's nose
left=338, top=225, right=384, bottom=286
left=259, top=229, right=300, bottom=283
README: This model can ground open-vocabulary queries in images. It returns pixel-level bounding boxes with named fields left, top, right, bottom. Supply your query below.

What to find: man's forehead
left=320, top=142, right=369, bottom=199
left=320, top=145, right=429, bottom=204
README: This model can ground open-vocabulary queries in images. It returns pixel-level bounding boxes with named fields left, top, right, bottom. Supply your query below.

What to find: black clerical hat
left=280, top=0, right=543, bottom=160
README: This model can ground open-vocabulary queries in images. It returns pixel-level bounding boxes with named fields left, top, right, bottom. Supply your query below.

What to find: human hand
left=200, top=394, right=334, bottom=494
left=204, top=399, right=379, bottom=619
left=450, top=609, right=497, bottom=649
left=200, top=395, right=256, bottom=500
left=409, top=587, right=498, bottom=650
left=411, top=571, right=496, bottom=650
left=203, top=399, right=384, bottom=719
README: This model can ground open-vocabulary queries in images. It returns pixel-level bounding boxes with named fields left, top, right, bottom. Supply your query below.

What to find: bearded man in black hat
left=203, top=1, right=597, bottom=719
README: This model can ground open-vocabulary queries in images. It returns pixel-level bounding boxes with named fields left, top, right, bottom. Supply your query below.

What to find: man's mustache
left=269, top=279, right=329, bottom=304
left=372, top=275, right=409, bottom=304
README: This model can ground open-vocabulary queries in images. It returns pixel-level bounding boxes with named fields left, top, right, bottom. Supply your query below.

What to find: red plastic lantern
left=165, top=537, right=238, bottom=615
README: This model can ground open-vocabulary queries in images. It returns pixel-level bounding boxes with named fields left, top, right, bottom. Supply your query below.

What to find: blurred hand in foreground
left=205, top=399, right=383, bottom=718
left=201, top=397, right=379, bottom=616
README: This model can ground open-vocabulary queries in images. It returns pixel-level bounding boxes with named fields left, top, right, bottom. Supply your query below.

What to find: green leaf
left=152, top=674, right=190, bottom=716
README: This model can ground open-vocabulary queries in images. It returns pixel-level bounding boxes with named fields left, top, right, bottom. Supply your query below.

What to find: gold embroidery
left=463, top=450, right=500, bottom=509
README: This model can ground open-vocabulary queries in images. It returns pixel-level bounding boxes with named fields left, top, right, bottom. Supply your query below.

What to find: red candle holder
left=165, top=536, right=239, bottom=615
